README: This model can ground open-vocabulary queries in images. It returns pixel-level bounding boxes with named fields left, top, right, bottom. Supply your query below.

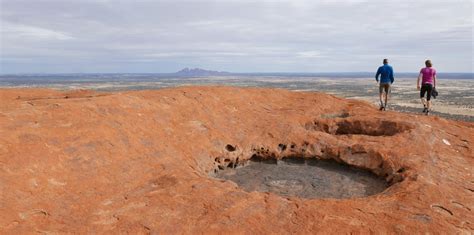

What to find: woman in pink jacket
left=417, top=60, right=437, bottom=115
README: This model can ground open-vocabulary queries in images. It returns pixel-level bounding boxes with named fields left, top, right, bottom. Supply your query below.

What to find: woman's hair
left=425, top=60, right=432, bottom=67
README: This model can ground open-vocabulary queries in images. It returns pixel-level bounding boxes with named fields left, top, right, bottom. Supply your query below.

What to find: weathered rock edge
left=0, top=87, right=473, bottom=234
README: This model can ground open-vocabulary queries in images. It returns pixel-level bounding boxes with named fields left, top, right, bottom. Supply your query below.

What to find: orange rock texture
left=0, top=87, right=473, bottom=233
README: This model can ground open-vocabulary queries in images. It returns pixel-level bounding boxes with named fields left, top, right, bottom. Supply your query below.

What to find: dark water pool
left=215, top=158, right=388, bottom=199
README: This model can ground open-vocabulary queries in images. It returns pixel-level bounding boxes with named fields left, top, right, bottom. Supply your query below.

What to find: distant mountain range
left=174, top=68, right=231, bottom=76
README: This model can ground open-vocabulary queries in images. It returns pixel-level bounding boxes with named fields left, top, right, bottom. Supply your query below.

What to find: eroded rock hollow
left=214, top=156, right=389, bottom=199
left=0, top=87, right=473, bottom=233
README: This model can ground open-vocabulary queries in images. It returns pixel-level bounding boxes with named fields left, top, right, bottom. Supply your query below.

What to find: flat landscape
left=1, top=74, right=473, bottom=121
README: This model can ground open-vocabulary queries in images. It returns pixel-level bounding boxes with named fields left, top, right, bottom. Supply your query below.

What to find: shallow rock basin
left=215, top=158, right=388, bottom=199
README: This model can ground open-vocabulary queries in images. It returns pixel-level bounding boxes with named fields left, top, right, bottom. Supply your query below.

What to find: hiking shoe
left=425, top=110, right=430, bottom=116
left=422, top=107, right=428, bottom=113
left=379, top=106, right=384, bottom=111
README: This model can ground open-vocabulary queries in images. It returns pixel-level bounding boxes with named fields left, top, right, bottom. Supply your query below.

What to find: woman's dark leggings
left=420, top=84, right=433, bottom=101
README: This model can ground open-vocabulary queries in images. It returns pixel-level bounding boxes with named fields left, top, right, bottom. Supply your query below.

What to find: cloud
left=297, top=51, right=325, bottom=58
left=1, top=22, right=73, bottom=40
left=0, top=0, right=472, bottom=73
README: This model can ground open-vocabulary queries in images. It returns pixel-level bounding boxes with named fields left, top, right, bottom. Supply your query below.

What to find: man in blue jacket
left=375, top=58, right=394, bottom=111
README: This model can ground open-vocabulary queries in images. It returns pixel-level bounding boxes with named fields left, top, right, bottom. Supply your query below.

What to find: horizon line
left=1, top=71, right=473, bottom=75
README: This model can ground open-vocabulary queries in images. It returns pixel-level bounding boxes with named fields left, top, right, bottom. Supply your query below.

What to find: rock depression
left=0, top=87, right=473, bottom=233
left=214, top=157, right=389, bottom=199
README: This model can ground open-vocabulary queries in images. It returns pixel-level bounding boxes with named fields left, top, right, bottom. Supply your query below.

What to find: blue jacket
left=375, top=64, right=394, bottom=84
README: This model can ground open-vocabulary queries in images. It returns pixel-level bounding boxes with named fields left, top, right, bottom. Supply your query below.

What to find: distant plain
left=1, top=74, right=472, bottom=122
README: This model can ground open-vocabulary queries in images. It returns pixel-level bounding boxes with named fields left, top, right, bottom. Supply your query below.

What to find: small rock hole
left=278, top=144, right=287, bottom=152
left=225, top=144, right=236, bottom=152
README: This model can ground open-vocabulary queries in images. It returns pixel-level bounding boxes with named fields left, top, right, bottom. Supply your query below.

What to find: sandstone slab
left=0, top=87, right=473, bottom=233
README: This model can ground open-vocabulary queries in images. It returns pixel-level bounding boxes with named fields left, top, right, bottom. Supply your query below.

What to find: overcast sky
left=0, top=0, right=473, bottom=73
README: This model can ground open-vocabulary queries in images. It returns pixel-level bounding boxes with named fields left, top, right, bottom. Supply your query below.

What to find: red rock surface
left=0, top=87, right=473, bottom=233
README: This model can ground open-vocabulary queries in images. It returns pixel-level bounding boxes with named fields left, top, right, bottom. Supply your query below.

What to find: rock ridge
left=0, top=86, right=472, bottom=233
